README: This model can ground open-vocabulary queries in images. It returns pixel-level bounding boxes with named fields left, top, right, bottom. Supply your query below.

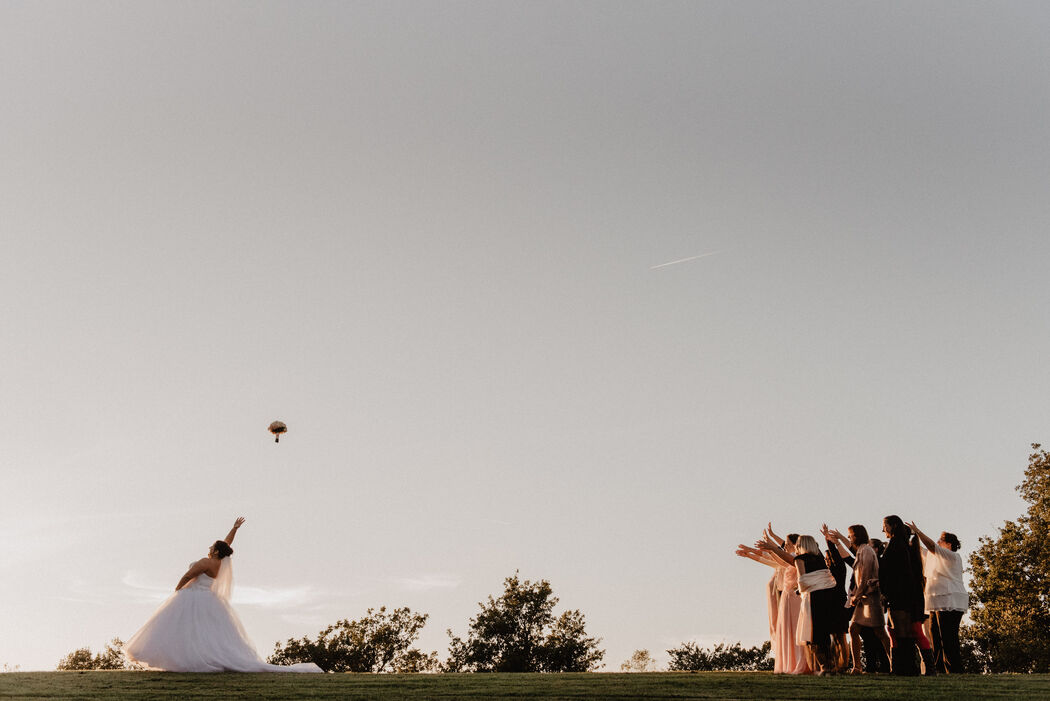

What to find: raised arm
left=756, top=534, right=794, bottom=567
left=736, top=544, right=779, bottom=568
left=224, top=517, right=246, bottom=546
left=827, top=527, right=855, bottom=555
left=905, top=521, right=937, bottom=552
left=765, top=522, right=785, bottom=548
left=821, top=524, right=852, bottom=559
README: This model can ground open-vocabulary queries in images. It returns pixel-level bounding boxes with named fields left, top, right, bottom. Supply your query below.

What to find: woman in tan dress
left=829, top=525, right=891, bottom=674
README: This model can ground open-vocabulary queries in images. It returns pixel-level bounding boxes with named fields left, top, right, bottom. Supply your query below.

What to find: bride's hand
left=224, top=518, right=246, bottom=546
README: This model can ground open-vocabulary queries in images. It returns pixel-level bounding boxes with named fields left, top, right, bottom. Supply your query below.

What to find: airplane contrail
left=649, top=250, right=720, bottom=270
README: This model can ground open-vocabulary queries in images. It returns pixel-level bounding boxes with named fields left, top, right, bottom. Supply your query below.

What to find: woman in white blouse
left=907, top=520, right=969, bottom=674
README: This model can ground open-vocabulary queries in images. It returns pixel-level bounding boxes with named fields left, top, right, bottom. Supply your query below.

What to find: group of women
left=736, top=516, right=969, bottom=676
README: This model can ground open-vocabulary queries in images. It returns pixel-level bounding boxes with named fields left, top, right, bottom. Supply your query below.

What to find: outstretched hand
left=223, top=517, right=246, bottom=547
left=765, top=522, right=785, bottom=547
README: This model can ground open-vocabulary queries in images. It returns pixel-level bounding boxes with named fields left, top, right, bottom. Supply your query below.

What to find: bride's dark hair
left=212, top=541, right=233, bottom=559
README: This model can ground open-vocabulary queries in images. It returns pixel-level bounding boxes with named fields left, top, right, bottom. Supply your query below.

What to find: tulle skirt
left=125, top=585, right=321, bottom=673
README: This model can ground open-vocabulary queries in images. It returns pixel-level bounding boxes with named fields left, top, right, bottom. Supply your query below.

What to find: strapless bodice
left=186, top=563, right=215, bottom=591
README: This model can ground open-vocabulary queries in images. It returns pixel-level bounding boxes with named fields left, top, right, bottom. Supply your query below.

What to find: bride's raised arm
left=224, top=517, right=246, bottom=546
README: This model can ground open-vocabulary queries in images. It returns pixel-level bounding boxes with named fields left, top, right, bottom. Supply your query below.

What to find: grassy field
left=3, top=672, right=1050, bottom=700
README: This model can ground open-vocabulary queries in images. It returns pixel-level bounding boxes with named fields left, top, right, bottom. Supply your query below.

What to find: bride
left=124, top=517, right=322, bottom=673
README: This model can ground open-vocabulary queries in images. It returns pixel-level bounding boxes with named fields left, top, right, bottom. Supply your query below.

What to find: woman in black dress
left=820, top=525, right=851, bottom=671
left=879, top=515, right=923, bottom=675
left=793, top=535, right=839, bottom=674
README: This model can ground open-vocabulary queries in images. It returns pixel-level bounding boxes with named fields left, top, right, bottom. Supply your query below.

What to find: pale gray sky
left=2, top=1, right=1049, bottom=671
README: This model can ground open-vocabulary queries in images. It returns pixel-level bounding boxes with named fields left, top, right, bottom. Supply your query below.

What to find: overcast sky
left=2, top=1, right=1049, bottom=671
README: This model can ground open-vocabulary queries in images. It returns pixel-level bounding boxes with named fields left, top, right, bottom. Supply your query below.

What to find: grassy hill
left=2, top=671, right=1049, bottom=700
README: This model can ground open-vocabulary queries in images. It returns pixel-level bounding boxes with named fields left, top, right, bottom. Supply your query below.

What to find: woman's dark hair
left=869, top=538, right=885, bottom=556
left=942, top=532, right=961, bottom=552
left=848, top=524, right=869, bottom=545
left=883, top=515, right=908, bottom=540
left=785, top=533, right=800, bottom=546
left=212, top=540, right=233, bottom=559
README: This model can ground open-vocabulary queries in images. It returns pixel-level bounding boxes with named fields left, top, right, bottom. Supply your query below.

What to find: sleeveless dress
left=794, top=553, right=839, bottom=642
left=125, top=559, right=322, bottom=673
left=773, top=564, right=809, bottom=674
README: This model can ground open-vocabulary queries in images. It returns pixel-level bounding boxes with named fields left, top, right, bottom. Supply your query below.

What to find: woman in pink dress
left=757, top=526, right=810, bottom=674
left=735, top=542, right=783, bottom=663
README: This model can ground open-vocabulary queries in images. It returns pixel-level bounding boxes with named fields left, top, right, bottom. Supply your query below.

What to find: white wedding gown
left=125, top=558, right=322, bottom=673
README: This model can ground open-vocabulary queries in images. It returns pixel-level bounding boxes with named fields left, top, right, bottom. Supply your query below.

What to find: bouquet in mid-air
left=268, top=421, right=287, bottom=443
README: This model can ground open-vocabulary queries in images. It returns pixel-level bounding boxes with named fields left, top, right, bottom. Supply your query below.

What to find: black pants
left=887, top=609, right=919, bottom=676
left=931, top=610, right=964, bottom=673
left=858, top=626, right=890, bottom=673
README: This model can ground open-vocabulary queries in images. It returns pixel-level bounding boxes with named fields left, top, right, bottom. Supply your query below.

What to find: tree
left=444, top=572, right=604, bottom=672
left=268, top=606, right=438, bottom=673
left=620, top=649, right=658, bottom=672
left=967, top=444, right=1050, bottom=672
left=57, top=648, right=95, bottom=671
left=93, top=638, right=131, bottom=670
left=666, top=641, right=773, bottom=672
left=57, top=638, right=141, bottom=671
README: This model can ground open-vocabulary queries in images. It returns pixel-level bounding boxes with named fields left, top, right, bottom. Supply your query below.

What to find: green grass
left=2, top=671, right=1049, bottom=700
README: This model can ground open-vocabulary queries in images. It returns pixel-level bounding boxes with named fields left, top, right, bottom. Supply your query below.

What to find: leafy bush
left=269, top=606, right=438, bottom=673
left=620, top=649, right=658, bottom=672
left=666, top=641, right=773, bottom=671
left=57, top=639, right=141, bottom=670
